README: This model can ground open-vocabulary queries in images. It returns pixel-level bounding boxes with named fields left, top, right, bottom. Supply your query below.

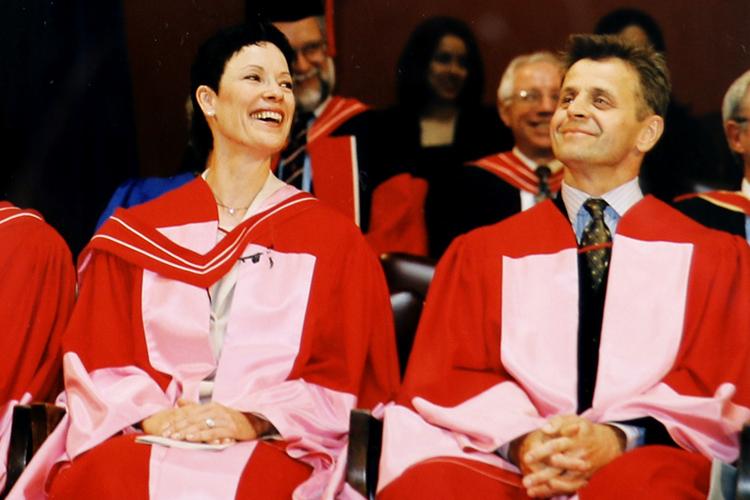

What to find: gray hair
left=722, top=69, right=750, bottom=124
left=497, top=51, right=563, bottom=102
left=316, top=16, right=327, bottom=37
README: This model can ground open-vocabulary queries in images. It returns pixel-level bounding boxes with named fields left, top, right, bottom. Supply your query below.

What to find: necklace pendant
left=228, top=207, right=236, bottom=216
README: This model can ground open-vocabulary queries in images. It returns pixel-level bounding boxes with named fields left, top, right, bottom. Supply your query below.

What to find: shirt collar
left=512, top=146, right=563, bottom=173
left=561, top=177, right=643, bottom=226
left=312, top=95, right=332, bottom=119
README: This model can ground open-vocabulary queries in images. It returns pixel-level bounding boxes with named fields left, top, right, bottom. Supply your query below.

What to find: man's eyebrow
left=591, top=87, right=616, bottom=100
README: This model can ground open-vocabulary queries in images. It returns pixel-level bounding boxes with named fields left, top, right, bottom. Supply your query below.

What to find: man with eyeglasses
left=377, top=35, right=750, bottom=499
left=674, top=69, right=750, bottom=243
left=263, top=2, right=384, bottom=231
left=436, top=52, right=564, bottom=242
left=95, top=2, right=383, bottom=236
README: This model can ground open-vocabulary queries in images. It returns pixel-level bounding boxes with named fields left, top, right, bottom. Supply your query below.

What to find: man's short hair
left=497, top=51, right=563, bottom=103
left=563, top=34, right=671, bottom=119
left=722, top=70, right=750, bottom=124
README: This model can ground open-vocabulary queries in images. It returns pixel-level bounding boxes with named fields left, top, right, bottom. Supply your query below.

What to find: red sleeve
left=397, top=232, right=511, bottom=408
left=0, top=217, right=75, bottom=402
left=285, top=221, right=400, bottom=409
left=666, top=232, right=750, bottom=403
left=366, top=174, right=429, bottom=256
left=63, top=252, right=171, bottom=391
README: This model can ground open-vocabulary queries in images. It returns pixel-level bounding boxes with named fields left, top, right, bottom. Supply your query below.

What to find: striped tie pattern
left=279, top=112, right=314, bottom=189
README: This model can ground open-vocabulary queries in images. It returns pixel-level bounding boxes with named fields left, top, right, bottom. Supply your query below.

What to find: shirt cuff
left=496, top=442, right=512, bottom=462
left=608, top=422, right=645, bottom=451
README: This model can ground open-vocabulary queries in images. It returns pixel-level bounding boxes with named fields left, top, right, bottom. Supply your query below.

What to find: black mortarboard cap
left=248, top=0, right=325, bottom=23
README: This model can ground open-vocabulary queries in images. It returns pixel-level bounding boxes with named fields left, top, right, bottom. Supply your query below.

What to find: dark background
left=2, top=0, right=748, bottom=254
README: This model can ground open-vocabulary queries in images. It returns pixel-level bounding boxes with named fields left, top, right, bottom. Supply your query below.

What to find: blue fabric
left=745, top=215, right=749, bottom=244
left=95, top=172, right=197, bottom=230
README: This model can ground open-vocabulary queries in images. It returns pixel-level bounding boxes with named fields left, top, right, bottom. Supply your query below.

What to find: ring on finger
left=205, top=417, right=216, bottom=429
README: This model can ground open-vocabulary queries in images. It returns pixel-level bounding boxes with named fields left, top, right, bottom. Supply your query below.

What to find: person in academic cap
left=256, top=0, right=391, bottom=234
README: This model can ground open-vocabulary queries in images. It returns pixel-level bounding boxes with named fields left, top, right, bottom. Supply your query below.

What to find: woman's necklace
left=215, top=198, right=250, bottom=216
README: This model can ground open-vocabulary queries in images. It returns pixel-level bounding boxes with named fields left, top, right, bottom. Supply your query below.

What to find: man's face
left=725, top=88, right=750, bottom=173
left=499, top=60, right=561, bottom=159
left=273, top=17, right=334, bottom=112
left=551, top=58, right=656, bottom=170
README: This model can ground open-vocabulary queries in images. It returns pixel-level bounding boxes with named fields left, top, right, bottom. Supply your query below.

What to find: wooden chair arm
left=737, top=423, right=750, bottom=499
left=346, top=409, right=383, bottom=500
left=3, top=403, right=66, bottom=497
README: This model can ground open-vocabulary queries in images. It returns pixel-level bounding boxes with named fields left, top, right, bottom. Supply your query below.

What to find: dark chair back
left=3, top=403, right=65, bottom=497
left=380, top=253, right=436, bottom=376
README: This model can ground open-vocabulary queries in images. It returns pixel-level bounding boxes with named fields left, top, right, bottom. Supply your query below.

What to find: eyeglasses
left=508, top=89, right=560, bottom=106
left=294, top=40, right=327, bottom=60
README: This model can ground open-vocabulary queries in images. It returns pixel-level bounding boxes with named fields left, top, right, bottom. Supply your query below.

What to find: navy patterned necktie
left=580, top=198, right=612, bottom=290
left=535, top=165, right=552, bottom=201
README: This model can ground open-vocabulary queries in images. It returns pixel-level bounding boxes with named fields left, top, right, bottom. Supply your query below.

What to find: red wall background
left=122, top=1, right=750, bottom=176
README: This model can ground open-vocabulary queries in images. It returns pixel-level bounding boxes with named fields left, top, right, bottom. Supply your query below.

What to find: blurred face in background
left=725, top=87, right=750, bottom=171
left=427, top=34, right=468, bottom=104
left=500, top=60, right=562, bottom=160
left=274, top=17, right=334, bottom=112
left=619, top=25, right=652, bottom=48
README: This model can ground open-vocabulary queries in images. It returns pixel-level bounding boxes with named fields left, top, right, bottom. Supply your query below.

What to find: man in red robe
left=377, top=35, right=750, bottom=499
left=428, top=51, right=565, bottom=254
left=265, top=1, right=388, bottom=231
left=9, top=175, right=398, bottom=499
left=0, top=203, right=75, bottom=492
left=674, top=69, right=750, bottom=243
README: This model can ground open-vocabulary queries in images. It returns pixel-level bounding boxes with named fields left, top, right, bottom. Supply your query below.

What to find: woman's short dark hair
left=396, top=16, right=484, bottom=112
left=189, top=20, right=295, bottom=165
left=594, top=8, right=666, bottom=53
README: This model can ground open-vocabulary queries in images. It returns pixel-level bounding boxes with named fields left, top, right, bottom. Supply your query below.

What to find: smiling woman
left=10, top=20, right=398, bottom=500
left=194, top=41, right=295, bottom=227
left=369, top=16, right=513, bottom=258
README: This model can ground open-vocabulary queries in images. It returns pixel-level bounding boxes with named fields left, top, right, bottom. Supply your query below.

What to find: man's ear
left=498, top=100, right=512, bottom=127
left=635, top=114, right=664, bottom=154
left=195, top=85, right=217, bottom=118
left=725, top=120, right=747, bottom=155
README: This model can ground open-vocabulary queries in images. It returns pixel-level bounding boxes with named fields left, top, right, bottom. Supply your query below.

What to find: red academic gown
left=10, top=179, right=399, bottom=499
left=305, top=96, right=369, bottom=227
left=425, top=150, right=565, bottom=255
left=0, top=202, right=75, bottom=492
left=378, top=196, right=750, bottom=499
left=674, top=189, right=750, bottom=239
